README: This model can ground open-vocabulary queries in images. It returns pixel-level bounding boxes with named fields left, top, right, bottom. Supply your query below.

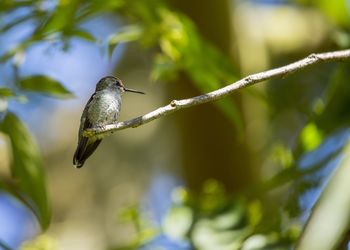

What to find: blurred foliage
left=19, top=75, right=73, bottom=98
left=0, top=0, right=350, bottom=249
left=0, top=88, right=15, bottom=98
left=300, top=122, right=323, bottom=152
left=0, top=0, right=241, bottom=232
left=110, top=180, right=295, bottom=250
left=294, top=0, right=350, bottom=49
left=110, top=205, right=159, bottom=250
left=20, top=234, right=57, bottom=250
left=0, top=112, right=51, bottom=230
left=296, top=0, right=350, bottom=27
left=296, top=143, right=350, bottom=250
left=0, top=0, right=242, bottom=131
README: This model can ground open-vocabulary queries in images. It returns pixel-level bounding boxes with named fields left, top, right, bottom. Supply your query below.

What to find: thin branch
left=85, top=49, right=350, bottom=138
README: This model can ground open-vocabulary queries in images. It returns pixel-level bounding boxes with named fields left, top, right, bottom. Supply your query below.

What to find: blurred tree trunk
left=167, top=0, right=254, bottom=191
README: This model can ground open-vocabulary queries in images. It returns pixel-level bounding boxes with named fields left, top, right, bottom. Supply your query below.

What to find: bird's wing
left=78, top=93, right=95, bottom=138
left=73, top=93, right=102, bottom=168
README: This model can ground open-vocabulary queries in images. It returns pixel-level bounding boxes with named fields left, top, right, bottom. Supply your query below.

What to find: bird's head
left=96, top=76, right=145, bottom=95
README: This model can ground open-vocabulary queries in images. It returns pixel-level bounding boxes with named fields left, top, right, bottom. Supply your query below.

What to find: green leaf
left=19, top=75, right=73, bottom=98
left=163, top=205, right=193, bottom=240
left=39, top=0, right=80, bottom=36
left=108, top=25, right=142, bottom=58
left=0, top=88, right=15, bottom=98
left=0, top=112, right=51, bottom=230
left=71, top=29, right=96, bottom=42
left=300, top=123, right=323, bottom=152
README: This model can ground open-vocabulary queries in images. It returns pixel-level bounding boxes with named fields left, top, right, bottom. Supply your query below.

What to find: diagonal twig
left=84, top=49, right=350, bottom=138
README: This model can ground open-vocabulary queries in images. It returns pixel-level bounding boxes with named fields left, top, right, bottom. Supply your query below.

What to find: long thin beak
left=124, top=87, right=145, bottom=94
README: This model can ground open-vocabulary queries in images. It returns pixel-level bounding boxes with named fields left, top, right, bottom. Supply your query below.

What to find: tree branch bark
left=84, top=49, right=350, bottom=138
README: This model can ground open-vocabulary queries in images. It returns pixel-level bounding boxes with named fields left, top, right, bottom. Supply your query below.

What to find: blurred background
left=0, top=0, right=350, bottom=249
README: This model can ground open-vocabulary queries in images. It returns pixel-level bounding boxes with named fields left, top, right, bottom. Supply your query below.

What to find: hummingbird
left=73, top=76, right=145, bottom=168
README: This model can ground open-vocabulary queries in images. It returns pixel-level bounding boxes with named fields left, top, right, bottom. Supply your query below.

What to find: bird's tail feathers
left=73, top=137, right=102, bottom=168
